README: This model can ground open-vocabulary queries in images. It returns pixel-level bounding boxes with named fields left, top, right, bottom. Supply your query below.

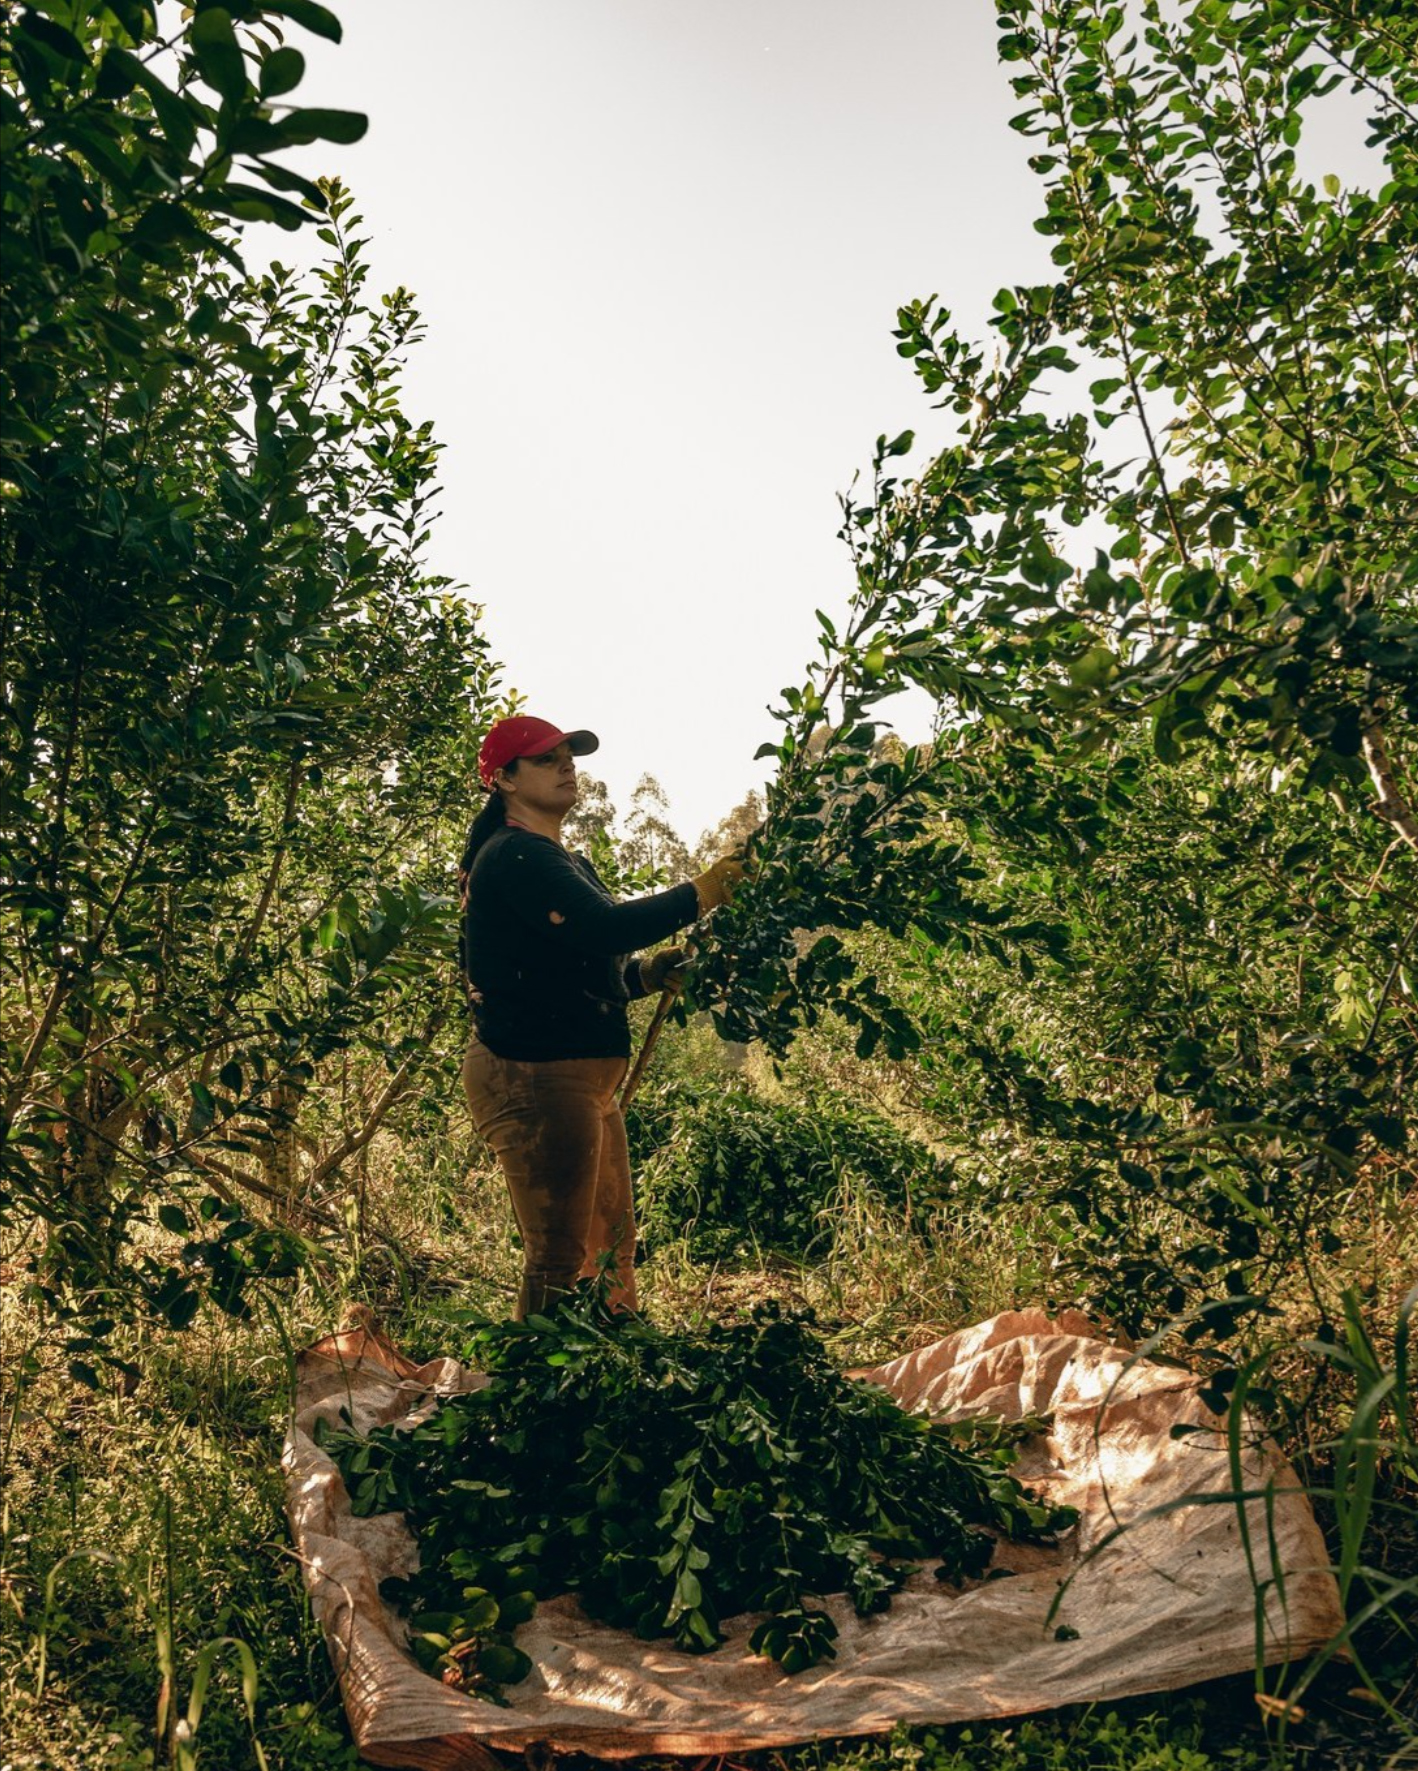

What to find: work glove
left=691, top=854, right=748, bottom=914
left=639, top=946, right=688, bottom=994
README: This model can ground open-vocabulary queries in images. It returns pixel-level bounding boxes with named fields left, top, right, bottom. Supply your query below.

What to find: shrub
left=636, top=1084, right=952, bottom=1262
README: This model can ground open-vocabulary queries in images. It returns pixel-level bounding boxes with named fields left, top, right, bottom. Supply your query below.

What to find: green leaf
left=476, top=1642, right=533, bottom=1685
left=1363, top=1114, right=1406, bottom=1152
left=164, top=1289, right=201, bottom=1331
left=1067, top=645, right=1115, bottom=689
left=195, top=184, right=310, bottom=229
left=259, top=46, right=306, bottom=98
left=460, top=1593, right=500, bottom=1630
left=18, top=12, right=88, bottom=62
left=189, top=9, right=248, bottom=106
left=271, top=107, right=369, bottom=146
left=497, top=1590, right=537, bottom=1627
left=188, top=1081, right=217, bottom=1136
left=265, top=0, right=344, bottom=42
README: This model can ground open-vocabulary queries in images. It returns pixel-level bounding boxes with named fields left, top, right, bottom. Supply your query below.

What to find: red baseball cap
left=478, top=716, right=599, bottom=788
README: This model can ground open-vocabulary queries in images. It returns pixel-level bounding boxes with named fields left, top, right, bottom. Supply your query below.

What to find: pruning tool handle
left=619, top=973, right=684, bottom=1111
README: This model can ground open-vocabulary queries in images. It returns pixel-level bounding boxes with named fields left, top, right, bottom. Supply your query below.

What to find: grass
left=1, top=1069, right=1414, bottom=1771
left=1, top=1302, right=357, bottom=1770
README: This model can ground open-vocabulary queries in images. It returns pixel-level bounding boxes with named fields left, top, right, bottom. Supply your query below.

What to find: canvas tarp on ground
left=283, top=1308, right=1343, bottom=1769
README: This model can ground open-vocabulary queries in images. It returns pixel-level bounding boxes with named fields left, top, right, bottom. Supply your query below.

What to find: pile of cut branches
left=323, top=1296, right=1076, bottom=1699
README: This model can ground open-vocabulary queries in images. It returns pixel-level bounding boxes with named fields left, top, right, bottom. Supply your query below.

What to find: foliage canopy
left=686, top=0, right=1417, bottom=1349
left=1, top=3, right=497, bottom=1345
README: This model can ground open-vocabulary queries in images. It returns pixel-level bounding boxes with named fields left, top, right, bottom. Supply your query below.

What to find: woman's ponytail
left=457, top=780, right=515, bottom=986
left=459, top=790, right=508, bottom=882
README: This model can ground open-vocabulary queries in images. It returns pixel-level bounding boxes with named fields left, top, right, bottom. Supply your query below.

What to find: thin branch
left=188, top=1149, right=343, bottom=1233
left=1, top=965, right=72, bottom=1129
left=1034, top=30, right=1193, bottom=565
left=196, top=756, right=305, bottom=1090
left=308, top=1010, right=446, bottom=1188
left=1361, top=719, right=1418, bottom=855
left=1360, top=909, right=1418, bottom=1058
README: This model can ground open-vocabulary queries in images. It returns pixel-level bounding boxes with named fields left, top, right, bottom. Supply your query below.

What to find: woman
left=459, top=715, right=744, bottom=1319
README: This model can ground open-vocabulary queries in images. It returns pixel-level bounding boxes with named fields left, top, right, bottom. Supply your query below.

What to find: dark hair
left=459, top=759, right=520, bottom=876
left=458, top=774, right=518, bottom=987
left=460, top=793, right=504, bottom=879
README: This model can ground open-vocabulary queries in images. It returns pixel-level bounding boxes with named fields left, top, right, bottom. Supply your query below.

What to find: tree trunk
left=260, top=1076, right=308, bottom=1219
left=52, top=1065, right=140, bottom=1282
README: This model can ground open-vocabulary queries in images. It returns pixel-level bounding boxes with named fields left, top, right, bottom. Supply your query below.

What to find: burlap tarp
left=283, top=1308, right=1343, bottom=1768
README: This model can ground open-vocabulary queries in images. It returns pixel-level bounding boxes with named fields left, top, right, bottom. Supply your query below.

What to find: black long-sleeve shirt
left=463, top=825, right=700, bottom=1060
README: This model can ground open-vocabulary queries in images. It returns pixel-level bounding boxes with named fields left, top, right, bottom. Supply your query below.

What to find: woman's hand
left=639, top=946, right=689, bottom=993
left=691, top=855, right=748, bottom=914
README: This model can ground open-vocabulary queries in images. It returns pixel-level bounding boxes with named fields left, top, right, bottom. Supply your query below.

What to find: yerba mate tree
left=1, top=3, right=497, bottom=1353
left=689, top=0, right=1416, bottom=1344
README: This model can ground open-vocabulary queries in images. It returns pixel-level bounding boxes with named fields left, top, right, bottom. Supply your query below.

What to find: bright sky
left=250, top=1, right=1378, bottom=845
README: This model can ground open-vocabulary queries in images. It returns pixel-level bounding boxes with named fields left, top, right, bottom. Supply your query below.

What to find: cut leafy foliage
left=323, top=1293, right=1076, bottom=1691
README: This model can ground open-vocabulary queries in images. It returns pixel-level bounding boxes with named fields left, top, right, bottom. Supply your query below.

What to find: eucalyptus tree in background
left=692, top=788, right=765, bottom=874
left=562, top=774, right=618, bottom=853
left=0, top=3, right=497, bottom=1347
left=622, top=774, right=693, bottom=886
left=689, top=0, right=1416, bottom=1342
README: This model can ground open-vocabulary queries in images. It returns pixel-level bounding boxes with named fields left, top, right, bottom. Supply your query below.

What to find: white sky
left=248, top=1, right=1380, bottom=846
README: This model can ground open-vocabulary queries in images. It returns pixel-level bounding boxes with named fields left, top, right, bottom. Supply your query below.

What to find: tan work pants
left=461, top=1039, right=637, bottom=1320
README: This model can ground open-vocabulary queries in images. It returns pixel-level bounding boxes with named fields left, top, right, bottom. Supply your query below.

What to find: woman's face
left=501, top=742, right=578, bottom=814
